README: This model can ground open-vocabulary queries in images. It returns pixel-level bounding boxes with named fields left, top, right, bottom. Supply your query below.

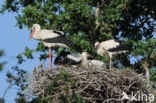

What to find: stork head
left=81, top=52, right=91, bottom=59
left=94, top=42, right=100, bottom=48
left=29, top=24, right=41, bottom=40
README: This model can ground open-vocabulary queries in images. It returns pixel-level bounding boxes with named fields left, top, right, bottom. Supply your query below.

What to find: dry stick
left=103, top=98, right=123, bottom=103
left=26, top=67, right=151, bottom=102
left=95, top=2, right=100, bottom=30
left=143, top=60, right=150, bottom=83
left=76, top=79, right=94, bottom=93
left=2, top=82, right=13, bottom=100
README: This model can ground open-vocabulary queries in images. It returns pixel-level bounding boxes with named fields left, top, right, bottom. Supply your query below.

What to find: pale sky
left=0, top=1, right=43, bottom=102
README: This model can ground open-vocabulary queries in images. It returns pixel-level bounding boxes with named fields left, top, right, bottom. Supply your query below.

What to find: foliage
left=131, top=38, right=156, bottom=67
left=150, top=68, right=156, bottom=82
left=0, top=0, right=155, bottom=65
left=129, top=38, right=156, bottom=82
left=8, top=66, right=28, bottom=103
left=0, top=50, right=6, bottom=71
left=0, top=98, right=4, bottom=103
left=16, top=46, right=33, bottom=64
left=16, top=45, right=48, bottom=64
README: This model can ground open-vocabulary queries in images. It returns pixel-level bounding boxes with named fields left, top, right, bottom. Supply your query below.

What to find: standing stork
left=29, top=24, right=74, bottom=69
left=94, top=39, right=129, bottom=69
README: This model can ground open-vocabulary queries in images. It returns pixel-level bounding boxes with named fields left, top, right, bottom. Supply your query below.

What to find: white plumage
left=89, top=60, right=106, bottom=68
left=95, top=39, right=128, bottom=69
left=55, top=52, right=106, bottom=69
left=67, top=53, right=82, bottom=63
left=29, top=24, right=74, bottom=69
left=54, top=52, right=90, bottom=68
left=95, top=39, right=120, bottom=51
left=29, top=24, right=73, bottom=48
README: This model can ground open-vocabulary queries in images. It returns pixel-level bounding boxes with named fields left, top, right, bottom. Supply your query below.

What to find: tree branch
left=95, top=2, right=100, bottom=31
left=2, top=82, right=13, bottom=100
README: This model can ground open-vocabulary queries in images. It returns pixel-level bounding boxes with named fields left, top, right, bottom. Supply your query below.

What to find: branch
left=142, top=60, right=150, bottom=83
left=95, top=2, right=100, bottom=31
left=2, top=82, right=13, bottom=100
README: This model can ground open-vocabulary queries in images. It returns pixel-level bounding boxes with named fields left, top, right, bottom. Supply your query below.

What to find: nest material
left=27, top=67, right=153, bottom=103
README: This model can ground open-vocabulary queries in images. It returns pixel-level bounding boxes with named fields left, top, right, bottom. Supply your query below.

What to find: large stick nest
left=26, top=67, right=153, bottom=103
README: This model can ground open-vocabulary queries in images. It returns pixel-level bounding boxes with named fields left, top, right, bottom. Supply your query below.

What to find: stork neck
left=32, top=27, right=41, bottom=40
left=35, top=26, right=41, bottom=32
left=81, top=57, right=89, bottom=67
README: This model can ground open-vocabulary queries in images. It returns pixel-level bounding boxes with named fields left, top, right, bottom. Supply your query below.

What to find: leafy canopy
left=0, top=50, right=6, bottom=71
left=1, top=0, right=156, bottom=70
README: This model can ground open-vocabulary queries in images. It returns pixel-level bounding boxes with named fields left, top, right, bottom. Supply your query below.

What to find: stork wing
left=43, top=35, right=75, bottom=48
left=108, top=43, right=129, bottom=52
left=67, top=53, right=82, bottom=63
left=103, top=39, right=130, bottom=52
left=52, top=30, right=64, bottom=36
left=54, top=51, right=70, bottom=65
left=54, top=52, right=82, bottom=65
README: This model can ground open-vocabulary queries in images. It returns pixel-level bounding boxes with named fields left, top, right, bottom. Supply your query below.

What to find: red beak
left=29, top=29, right=35, bottom=40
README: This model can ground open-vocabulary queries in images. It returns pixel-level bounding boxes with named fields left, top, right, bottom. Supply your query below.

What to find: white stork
left=89, top=60, right=106, bottom=69
left=54, top=52, right=90, bottom=68
left=29, top=24, right=74, bottom=69
left=94, top=39, right=129, bottom=69
left=54, top=51, right=106, bottom=68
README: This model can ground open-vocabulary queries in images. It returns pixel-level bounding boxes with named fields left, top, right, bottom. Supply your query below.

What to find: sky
left=0, top=1, right=42, bottom=103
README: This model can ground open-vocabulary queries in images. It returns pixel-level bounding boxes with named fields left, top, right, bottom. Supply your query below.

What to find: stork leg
left=49, top=48, right=53, bottom=69
left=108, top=52, right=112, bottom=70
left=51, top=50, right=53, bottom=69
left=49, top=48, right=51, bottom=69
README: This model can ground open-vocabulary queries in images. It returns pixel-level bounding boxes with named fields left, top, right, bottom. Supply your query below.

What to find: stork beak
left=87, top=54, right=94, bottom=59
left=29, top=29, right=35, bottom=40
left=88, top=54, right=95, bottom=59
left=88, top=54, right=91, bottom=57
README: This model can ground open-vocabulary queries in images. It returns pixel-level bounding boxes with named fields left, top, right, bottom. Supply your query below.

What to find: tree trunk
left=95, top=2, right=100, bottom=30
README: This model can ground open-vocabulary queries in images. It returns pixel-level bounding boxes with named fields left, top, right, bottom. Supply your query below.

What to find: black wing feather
left=108, top=44, right=129, bottom=52
left=108, top=40, right=130, bottom=52
left=43, top=36, right=75, bottom=48
left=54, top=51, right=80, bottom=65
left=53, top=30, right=64, bottom=36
